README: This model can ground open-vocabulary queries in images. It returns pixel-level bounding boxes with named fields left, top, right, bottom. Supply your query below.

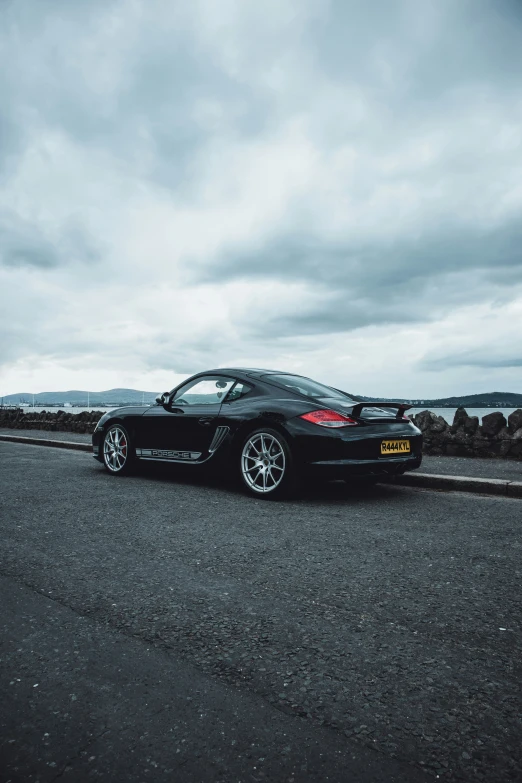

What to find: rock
left=510, top=441, right=522, bottom=457
left=451, top=407, right=470, bottom=432
left=480, top=411, right=507, bottom=437
left=513, top=427, right=522, bottom=440
left=412, top=411, right=434, bottom=432
left=446, top=440, right=475, bottom=457
left=508, top=409, right=522, bottom=433
left=430, top=415, right=448, bottom=433
left=413, top=410, right=448, bottom=434
left=497, top=427, right=512, bottom=440
left=462, top=416, right=479, bottom=435
left=499, top=441, right=512, bottom=457
left=488, top=439, right=504, bottom=457
left=472, top=436, right=494, bottom=456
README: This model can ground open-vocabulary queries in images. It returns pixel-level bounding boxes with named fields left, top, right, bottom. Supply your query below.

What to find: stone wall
left=0, top=409, right=103, bottom=434
left=411, top=407, right=522, bottom=459
left=2, top=406, right=522, bottom=459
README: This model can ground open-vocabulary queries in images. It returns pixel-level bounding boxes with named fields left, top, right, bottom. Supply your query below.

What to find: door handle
left=198, top=417, right=212, bottom=427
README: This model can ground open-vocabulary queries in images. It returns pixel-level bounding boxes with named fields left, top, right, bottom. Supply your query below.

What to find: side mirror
left=155, top=392, right=170, bottom=406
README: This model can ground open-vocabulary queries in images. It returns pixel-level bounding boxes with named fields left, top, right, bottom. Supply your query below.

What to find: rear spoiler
left=350, top=402, right=412, bottom=419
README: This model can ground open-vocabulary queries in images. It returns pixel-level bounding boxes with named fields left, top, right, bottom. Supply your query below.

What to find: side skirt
left=135, top=427, right=231, bottom=465
left=135, top=449, right=202, bottom=463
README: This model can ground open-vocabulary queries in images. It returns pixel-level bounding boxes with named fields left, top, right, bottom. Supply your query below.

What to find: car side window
left=171, top=377, right=235, bottom=406
left=225, top=382, right=252, bottom=402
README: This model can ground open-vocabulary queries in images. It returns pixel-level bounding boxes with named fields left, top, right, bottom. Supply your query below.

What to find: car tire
left=239, top=428, right=299, bottom=499
left=102, top=424, right=135, bottom=476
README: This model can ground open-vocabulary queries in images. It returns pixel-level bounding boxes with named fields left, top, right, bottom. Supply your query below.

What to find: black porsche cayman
left=92, top=368, right=422, bottom=498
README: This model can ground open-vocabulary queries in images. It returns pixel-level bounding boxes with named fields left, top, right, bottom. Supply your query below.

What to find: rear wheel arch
left=230, top=416, right=294, bottom=460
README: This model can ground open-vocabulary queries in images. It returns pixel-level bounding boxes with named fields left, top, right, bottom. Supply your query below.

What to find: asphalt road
left=1, top=443, right=521, bottom=782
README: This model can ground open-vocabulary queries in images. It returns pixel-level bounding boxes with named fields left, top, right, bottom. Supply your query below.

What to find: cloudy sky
left=1, top=0, right=521, bottom=398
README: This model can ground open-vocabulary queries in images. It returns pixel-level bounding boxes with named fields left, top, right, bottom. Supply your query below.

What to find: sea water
left=408, top=407, right=519, bottom=425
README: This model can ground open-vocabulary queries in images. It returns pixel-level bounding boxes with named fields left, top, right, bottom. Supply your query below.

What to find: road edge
left=0, top=433, right=91, bottom=452
left=391, top=471, right=522, bottom=498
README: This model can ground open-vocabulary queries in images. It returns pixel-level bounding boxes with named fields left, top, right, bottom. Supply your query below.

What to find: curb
left=391, top=471, right=522, bottom=499
left=0, top=433, right=91, bottom=452
left=2, top=434, right=521, bottom=498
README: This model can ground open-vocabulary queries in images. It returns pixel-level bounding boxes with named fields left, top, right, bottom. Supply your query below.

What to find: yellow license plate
left=381, top=439, right=410, bottom=455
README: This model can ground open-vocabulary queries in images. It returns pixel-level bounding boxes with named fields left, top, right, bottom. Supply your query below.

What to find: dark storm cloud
left=194, top=216, right=522, bottom=336
left=202, top=219, right=522, bottom=286
left=0, top=211, right=59, bottom=268
left=0, top=211, right=100, bottom=269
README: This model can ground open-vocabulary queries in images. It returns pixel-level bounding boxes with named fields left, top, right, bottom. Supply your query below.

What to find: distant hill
left=2, top=387, right=521, bottom=409
left=0, top=388, right=159, bottom=406
left=358, top=391, right=522, bottom=408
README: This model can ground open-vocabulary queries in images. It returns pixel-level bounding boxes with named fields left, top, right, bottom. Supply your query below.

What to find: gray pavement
left=2, top=576, right=418, bottom=783
left=420, top=454, right=522, bottom=481
left=1, top=441, right=521, bottom=782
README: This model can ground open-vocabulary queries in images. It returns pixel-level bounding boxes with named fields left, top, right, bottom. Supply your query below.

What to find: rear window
left=225, top=382, right=252, bottom=402
left=263, top=374, right=357, bottom=402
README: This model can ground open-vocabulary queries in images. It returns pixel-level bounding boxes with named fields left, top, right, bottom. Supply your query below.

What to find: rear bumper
left=304, top=453, right=422, bottom=480
left=285, top=417, right=423, bottom=473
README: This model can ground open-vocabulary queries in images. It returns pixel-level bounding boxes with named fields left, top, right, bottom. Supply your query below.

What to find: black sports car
left=92, top=368, right=422, bottom=498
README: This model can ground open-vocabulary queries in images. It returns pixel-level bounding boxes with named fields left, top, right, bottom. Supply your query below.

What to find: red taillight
left=402, top=415, right=410, bottom=421
left=300, top=409, right=359, bottom=428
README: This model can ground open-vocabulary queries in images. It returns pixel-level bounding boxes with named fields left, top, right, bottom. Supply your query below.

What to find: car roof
left=168, top=368, right=302, bottom=395
left=202, top=368, right=295, bottom=379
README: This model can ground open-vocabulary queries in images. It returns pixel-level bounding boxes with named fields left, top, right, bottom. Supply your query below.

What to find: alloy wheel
left=241, top=432, right=286, bottom=494
left=103, top=426, right=128, bottom=472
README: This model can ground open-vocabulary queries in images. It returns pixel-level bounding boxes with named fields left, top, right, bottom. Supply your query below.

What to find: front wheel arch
left=100, top=416, right=139, bottom=442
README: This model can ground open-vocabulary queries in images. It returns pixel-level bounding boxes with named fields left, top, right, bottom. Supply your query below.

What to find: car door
left=139, top=375, right=236, bottom=460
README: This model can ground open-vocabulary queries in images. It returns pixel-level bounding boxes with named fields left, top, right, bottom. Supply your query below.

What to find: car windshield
left=264, top=374, right=357, bottom=402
